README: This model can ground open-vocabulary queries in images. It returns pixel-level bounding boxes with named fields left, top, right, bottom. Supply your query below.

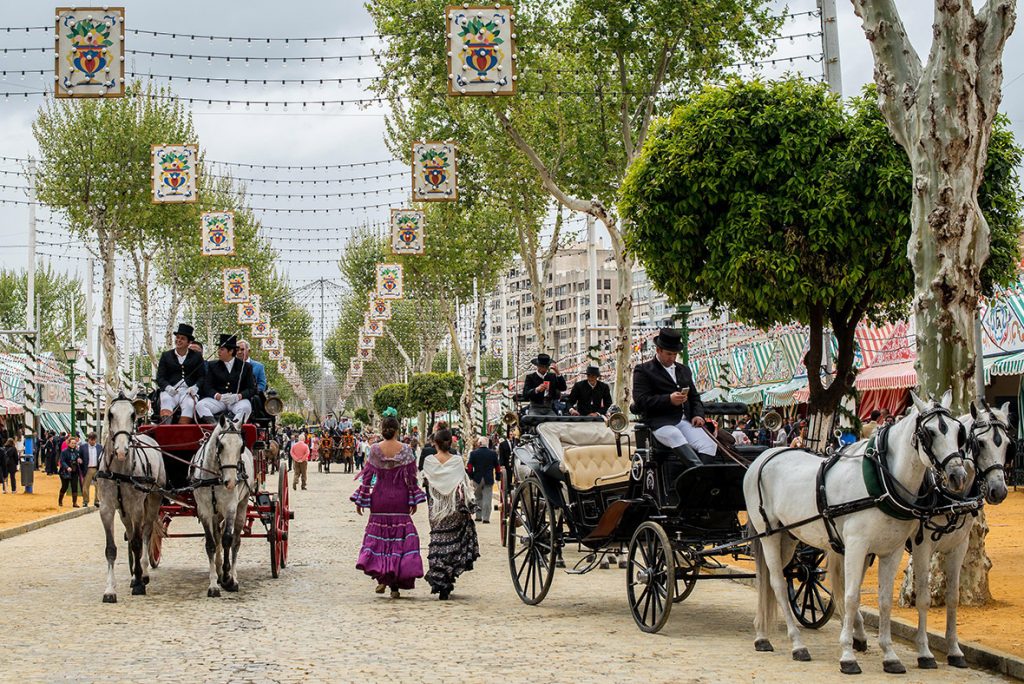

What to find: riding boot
left=671, top=444, right=703, bottom=470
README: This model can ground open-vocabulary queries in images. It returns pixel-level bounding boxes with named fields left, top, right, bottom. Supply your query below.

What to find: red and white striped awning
left=855, top=361, right=918, bottom=391
left=0, top=398, right=23, bottom=415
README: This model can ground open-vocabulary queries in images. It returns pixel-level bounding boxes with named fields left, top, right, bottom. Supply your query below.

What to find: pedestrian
left=290, top=436, right=309, bottom=491
left=790, top=425, right=809, bottom=449
left=351, top=412, right=426, bottom=598
left=355, top=436, right=368, bottom=471
left=422, top=428, right=480, bottom=600
left=467, top=437, right=499, bottom=524
left=58, top=436, right=81, bottom=507
left=78, top=432, right=104, bottom=507
left=44, top=432, right=58, bottom=475
left=0, top=438, right=13, bottom=493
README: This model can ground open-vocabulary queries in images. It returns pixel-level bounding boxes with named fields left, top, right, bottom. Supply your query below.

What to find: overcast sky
left=1, top=0, right=1022, bottom=360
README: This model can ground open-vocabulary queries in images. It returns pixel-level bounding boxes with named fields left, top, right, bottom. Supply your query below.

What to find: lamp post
left=479, top=375, right=489, bottom=436
left=445, top=388, right=454, bottom=426
left=63, top=345, right=79, bottom=438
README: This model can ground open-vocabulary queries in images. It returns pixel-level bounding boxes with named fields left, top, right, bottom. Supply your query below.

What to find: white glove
left=165, top=385, right=176, bottom=395
left=188, top=385, right=198, bottom=397
left=222, top=393, right=239, bottom=404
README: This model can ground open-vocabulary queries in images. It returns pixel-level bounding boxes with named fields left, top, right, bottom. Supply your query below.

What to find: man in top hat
left=195, top=334, right=257, bottom=424
left=632, top=328, right=716, bottom=469
left=567, top=365, right=613, bottom=417
left=521, top=353, right=567, bottom=416
left=155, top=323, right=207, bottom=424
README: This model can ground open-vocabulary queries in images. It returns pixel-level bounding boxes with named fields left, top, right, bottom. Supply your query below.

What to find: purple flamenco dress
left=351, top=443, right=427, bottom=590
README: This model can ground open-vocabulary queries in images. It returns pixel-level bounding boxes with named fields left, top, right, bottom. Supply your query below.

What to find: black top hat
left=653, top=328, right=684, bottom=352
left=218, top=333, right=239, bottom=350
left=530, top=353, right=553, bottom=367
left=585, top=365, right=601, bottom=377
left=173, top=323, right=195, bottom=342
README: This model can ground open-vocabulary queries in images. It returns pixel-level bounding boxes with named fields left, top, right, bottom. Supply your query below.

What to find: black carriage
left=505, top=402, right=833, bottom=633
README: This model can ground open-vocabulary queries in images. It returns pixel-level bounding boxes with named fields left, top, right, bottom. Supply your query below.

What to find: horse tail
left=827, top=550, right=845, bottom=619
left=749, top=520, right=777, bottom=635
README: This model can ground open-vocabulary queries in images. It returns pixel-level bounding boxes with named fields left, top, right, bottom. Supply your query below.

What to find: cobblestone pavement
left=0, top=469, right=1011, bottom=684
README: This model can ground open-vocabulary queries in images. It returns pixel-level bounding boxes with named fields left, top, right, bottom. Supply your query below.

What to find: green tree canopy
left=373, top=383, right=409, bottom=418
left=279, top=411, right=305, bottom=428
left=0, top=265, right=85, bottom=357
left=620, top=79, right=1022, bottom=414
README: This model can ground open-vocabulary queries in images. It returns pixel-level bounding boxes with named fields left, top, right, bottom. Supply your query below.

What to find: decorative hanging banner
left=201, top=211, right=235, bottom=255
left=446, top=6, right=516, bottom=96
left=261, top=329, right=280, bottom=351
left=278, top=358, right=290, bottom=373
left=152, top=144, right=199, bottom=203
left=237, top=295, right=260, bottom=325
left=412, top=142, right=457, bottom=202
left=221, top=266, right=249, bottom=304
left=268, top=348, right=283, bottom=360
left=364, top=316, right=384, bottom=337
left=55, top=8, right=126, bottom=98
left=251, top=316, right=271, bottom=339
left=358, top=347, right=374, bottom=361
left=350, top=359, right=363, bottom=377
left=375, top=263, right=404, bottom=299
left=390, top=209, right=426, bottom=255
left=358, top=333, right=376, bottom=350
left=369, top=294, right=393, bottom=320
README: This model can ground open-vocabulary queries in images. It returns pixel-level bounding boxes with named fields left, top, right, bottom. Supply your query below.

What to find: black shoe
left=481, top=520, right=490, bottom=524
left=439, top=590, right=450, bottom=601
left=198, top=416, right=216, bottom=426
left=671, top=444, right=704, bottom=470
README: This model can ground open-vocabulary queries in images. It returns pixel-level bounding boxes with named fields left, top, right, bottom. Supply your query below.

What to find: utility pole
left=500, top=274, right=509, bottom=381
left=586, top=214, right=598, bottom=349
left=319, top=278, right=326, bottom=421
left=26, top=160, right=36, bottom=333
left=818, top=0, right=842, bottom=96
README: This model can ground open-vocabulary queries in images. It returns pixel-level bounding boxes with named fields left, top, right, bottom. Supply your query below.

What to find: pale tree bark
left=129, top=248, right=158, bottom=371
left=96, top=216, right=122, bottom=391
left=852, top=0, right=1016, bottom=606
left=900, top=512, right=992, bottom=607
left=444, top=300, right=484, bottom=450
left=162, top=286, right=185, bottom=350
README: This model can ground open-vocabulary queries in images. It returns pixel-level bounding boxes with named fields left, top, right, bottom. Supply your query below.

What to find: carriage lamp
left=63, top=345, right=79, bottom=438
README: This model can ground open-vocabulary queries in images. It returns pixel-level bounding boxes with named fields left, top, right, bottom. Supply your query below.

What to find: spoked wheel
left=785, top=543, right=834, bottom=629
left=149, top=515, right=170, bottom=569
left=499, top=468, right=510, bottom=548
left=269, top=501, right=280, bottom=579
left=507, top=479, right=557, bottom=605
left=627, top=521, right=675, bottom=633
left=276, top=459, right=290, bottom=571
left=672, top=547, right=698, bottom=603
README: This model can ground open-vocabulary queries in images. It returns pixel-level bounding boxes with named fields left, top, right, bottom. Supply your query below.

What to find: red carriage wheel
left=276, top=458, right=290, bottom=570
left=149, top=515, right=170, bottom=569
left=269, top=501, right=280, bottom=579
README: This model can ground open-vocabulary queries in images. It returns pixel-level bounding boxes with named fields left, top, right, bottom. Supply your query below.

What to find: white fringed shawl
left=422, top=452, right=473, bottom=524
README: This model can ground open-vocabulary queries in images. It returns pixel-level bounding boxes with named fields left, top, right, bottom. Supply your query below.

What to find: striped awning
left=37, top=411, right=72, bottom=434
left=854, top=361, right=918, bottom=391
left=0, top=398, right=23, bottom=415
left=986, top=350, right=1024, bottom=379
left=730, top=383, right=777, bottom=406
left=764, top=377, right=808, bottom=407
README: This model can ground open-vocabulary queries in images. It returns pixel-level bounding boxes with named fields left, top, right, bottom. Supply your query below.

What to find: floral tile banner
left=278, top=358, right=290, bottom=373
left=201, top=211, right=235, bottom=255
left=412, top=142, right=457, bottom=202
left=350, top=359, right=363, bottom=377
left=446, top=6, right=515, bottom=96
left=369, top=294, right=393, bottom=320
left=237, top=295, right=260, bottom=325
left=251, top=316, right=271, bottom=339
left=358, top=347, right=374, bottom=361
left=268, top=348, right=283, bottom=360
left=358, top=333, right=376, bottom=350
left=152, top=144, right=198, bottom=203
left=375, top=263, right=404, bottom=300
left=55, top=8, right=125, bottom=98
left=364, top=315, right=384, bottom=337
left=261, top=328, right=280, bottom=351
left=390, top=209, right=426, bottom=254
left=221, top=266, right=249, bottom=304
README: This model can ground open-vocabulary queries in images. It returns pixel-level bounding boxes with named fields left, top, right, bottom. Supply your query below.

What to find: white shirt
left=731, top=430, right=750, bottom=445
left=87, top=443, right=99, bottom=468
left=175, top=350, right=187, bottom=364
left=224, top=358, right=235, bottom=374
left=660, top=363, right=677, bottom=384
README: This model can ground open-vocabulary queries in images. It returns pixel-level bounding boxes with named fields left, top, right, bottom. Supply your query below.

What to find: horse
left=744, top=390, right=969, bottom=675
left=909, top=400, right=1011, bottom=669
left=191, top=414, right=253, bottom=597
left=267, top=439, right=281, bottom=474
left=97, top=388, right=167, bottom=603
left=319, top=435, right=334, bottom=473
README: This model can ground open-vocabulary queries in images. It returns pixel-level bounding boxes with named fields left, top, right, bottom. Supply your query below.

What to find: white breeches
left=653, top=419, right=717, bottom=456
left=195, top=397, right=252, bottom=422
left=160, top=389, right=197, bottom=418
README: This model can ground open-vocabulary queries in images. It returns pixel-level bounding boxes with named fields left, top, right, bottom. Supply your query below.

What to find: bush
left=372, top=383, right=409, bottom=417
left=353, top=407, right=370, bottom=424
left=279, top=411, right=304, bottom=428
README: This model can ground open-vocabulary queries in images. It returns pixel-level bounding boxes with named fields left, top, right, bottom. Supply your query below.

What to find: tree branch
left=633, top=39, right=676, bottom=156
left=385, top=327, right=413, bottom=369
left=615, top=48, right=635, bottom=161
left=976, top=0, right=1018, bottom=116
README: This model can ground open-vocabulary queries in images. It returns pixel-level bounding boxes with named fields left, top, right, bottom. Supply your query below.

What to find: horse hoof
left=853, top=638, right=868, bottom=653
left=792, top=648, right=811, bottom=662
left=224, top=581, right=239, bottom=593
left=947, top=655, right=968, bottom=669
left=207, top=588, right=221, bottom=598
left=131, top=583, right=146, bottom=596
left=555, top=560, right=566, bottom=569
left=599, top=562, right=610, bottom=570
left=143, top=575, right=150, bottom=585
left=882, top=660, right=906, bottom=674
left=754, top=638, right=774, bottom=652
left=129, top=578, right=137, bottom=588
left=618, top=560, right=628, bottom=569
left=917, top=657, right=937, bottom=669
left=839, top=661, right=861, bottom=675
left=102, top=593, right=117, bottom=604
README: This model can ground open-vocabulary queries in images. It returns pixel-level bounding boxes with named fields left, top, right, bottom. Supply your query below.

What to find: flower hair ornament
left=381, top=406, right=399, bottom=418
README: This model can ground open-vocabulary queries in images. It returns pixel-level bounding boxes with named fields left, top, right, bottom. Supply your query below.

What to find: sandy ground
left=0, top=471, right=98, bottom=528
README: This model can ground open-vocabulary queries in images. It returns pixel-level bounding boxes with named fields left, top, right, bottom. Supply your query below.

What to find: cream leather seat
left=536, top=422, right=634, bottom=491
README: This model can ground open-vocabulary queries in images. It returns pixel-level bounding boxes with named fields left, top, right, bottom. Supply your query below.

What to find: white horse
left=909, top=400, right=1011, bottom=669
left=97, top=388, right=167, bottom=603
left=191, top=415, right=253, bottom=597
left=744, top=391, right=969, bottom=675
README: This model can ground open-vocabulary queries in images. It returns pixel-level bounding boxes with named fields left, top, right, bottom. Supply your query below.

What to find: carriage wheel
left=499, top=468, right=510, bottom=548
left=785, top=543, right=834, bottom=629
left=672, top=547, right=698, bottom=603
left=507, top=479, right=556, bottom=605
left=149, top=516, right=169, bottom=569
left=276, top=459, right=290, bottom=570
left=627, top=521, right=675, bottom=633
left=269, top=501, right=280, bottom=579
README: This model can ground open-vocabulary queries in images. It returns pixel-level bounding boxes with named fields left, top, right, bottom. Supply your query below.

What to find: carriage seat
left=536, top=422, right=635, bottom=491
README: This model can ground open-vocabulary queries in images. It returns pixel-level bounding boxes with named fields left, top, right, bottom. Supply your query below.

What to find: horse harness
left=189, top=423, right=249, bottom=495
left=754, top=404, right=982, bottom=555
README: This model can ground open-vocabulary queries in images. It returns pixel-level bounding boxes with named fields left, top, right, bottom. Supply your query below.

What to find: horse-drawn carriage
left=317, top=434, right=335, bottom=473
left=504, top=401, right=833, bottom=633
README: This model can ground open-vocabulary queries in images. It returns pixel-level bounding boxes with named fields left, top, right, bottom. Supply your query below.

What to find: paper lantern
left=446, top=6, right=515, bottom=96
left=412, top=142, right=457, bottom=202
left=152, top=144, right=198, bottom=203
left=55, top=8, right=126, bottom=98
left=369, top=294, right=393, bottom=321
left=390, top=209, right=426, bottom=254
left=375, top=263, right=403, bottom=300
left=201, top=211, right=235, bottom=255
left=237, top=295, right=260, bottom=325
left=221, top=267, right=249, bottom=304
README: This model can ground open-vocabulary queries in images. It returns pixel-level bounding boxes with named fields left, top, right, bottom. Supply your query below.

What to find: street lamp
left=444, top=388, right=454, bottom=426
left=63, top=345, right=79, bottom=438
left=479, top=375, right=489, bottom=433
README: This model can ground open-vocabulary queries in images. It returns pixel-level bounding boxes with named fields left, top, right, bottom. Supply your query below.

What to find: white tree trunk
left=607, top=225, right=634, bottom=408
left=130, top=249, right=157, bottom=372
left=899, top=512, right=992, bottom=607
left=97, top=223, right=121, bottom=391
left=852, top=0, right=1016, bottom=605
